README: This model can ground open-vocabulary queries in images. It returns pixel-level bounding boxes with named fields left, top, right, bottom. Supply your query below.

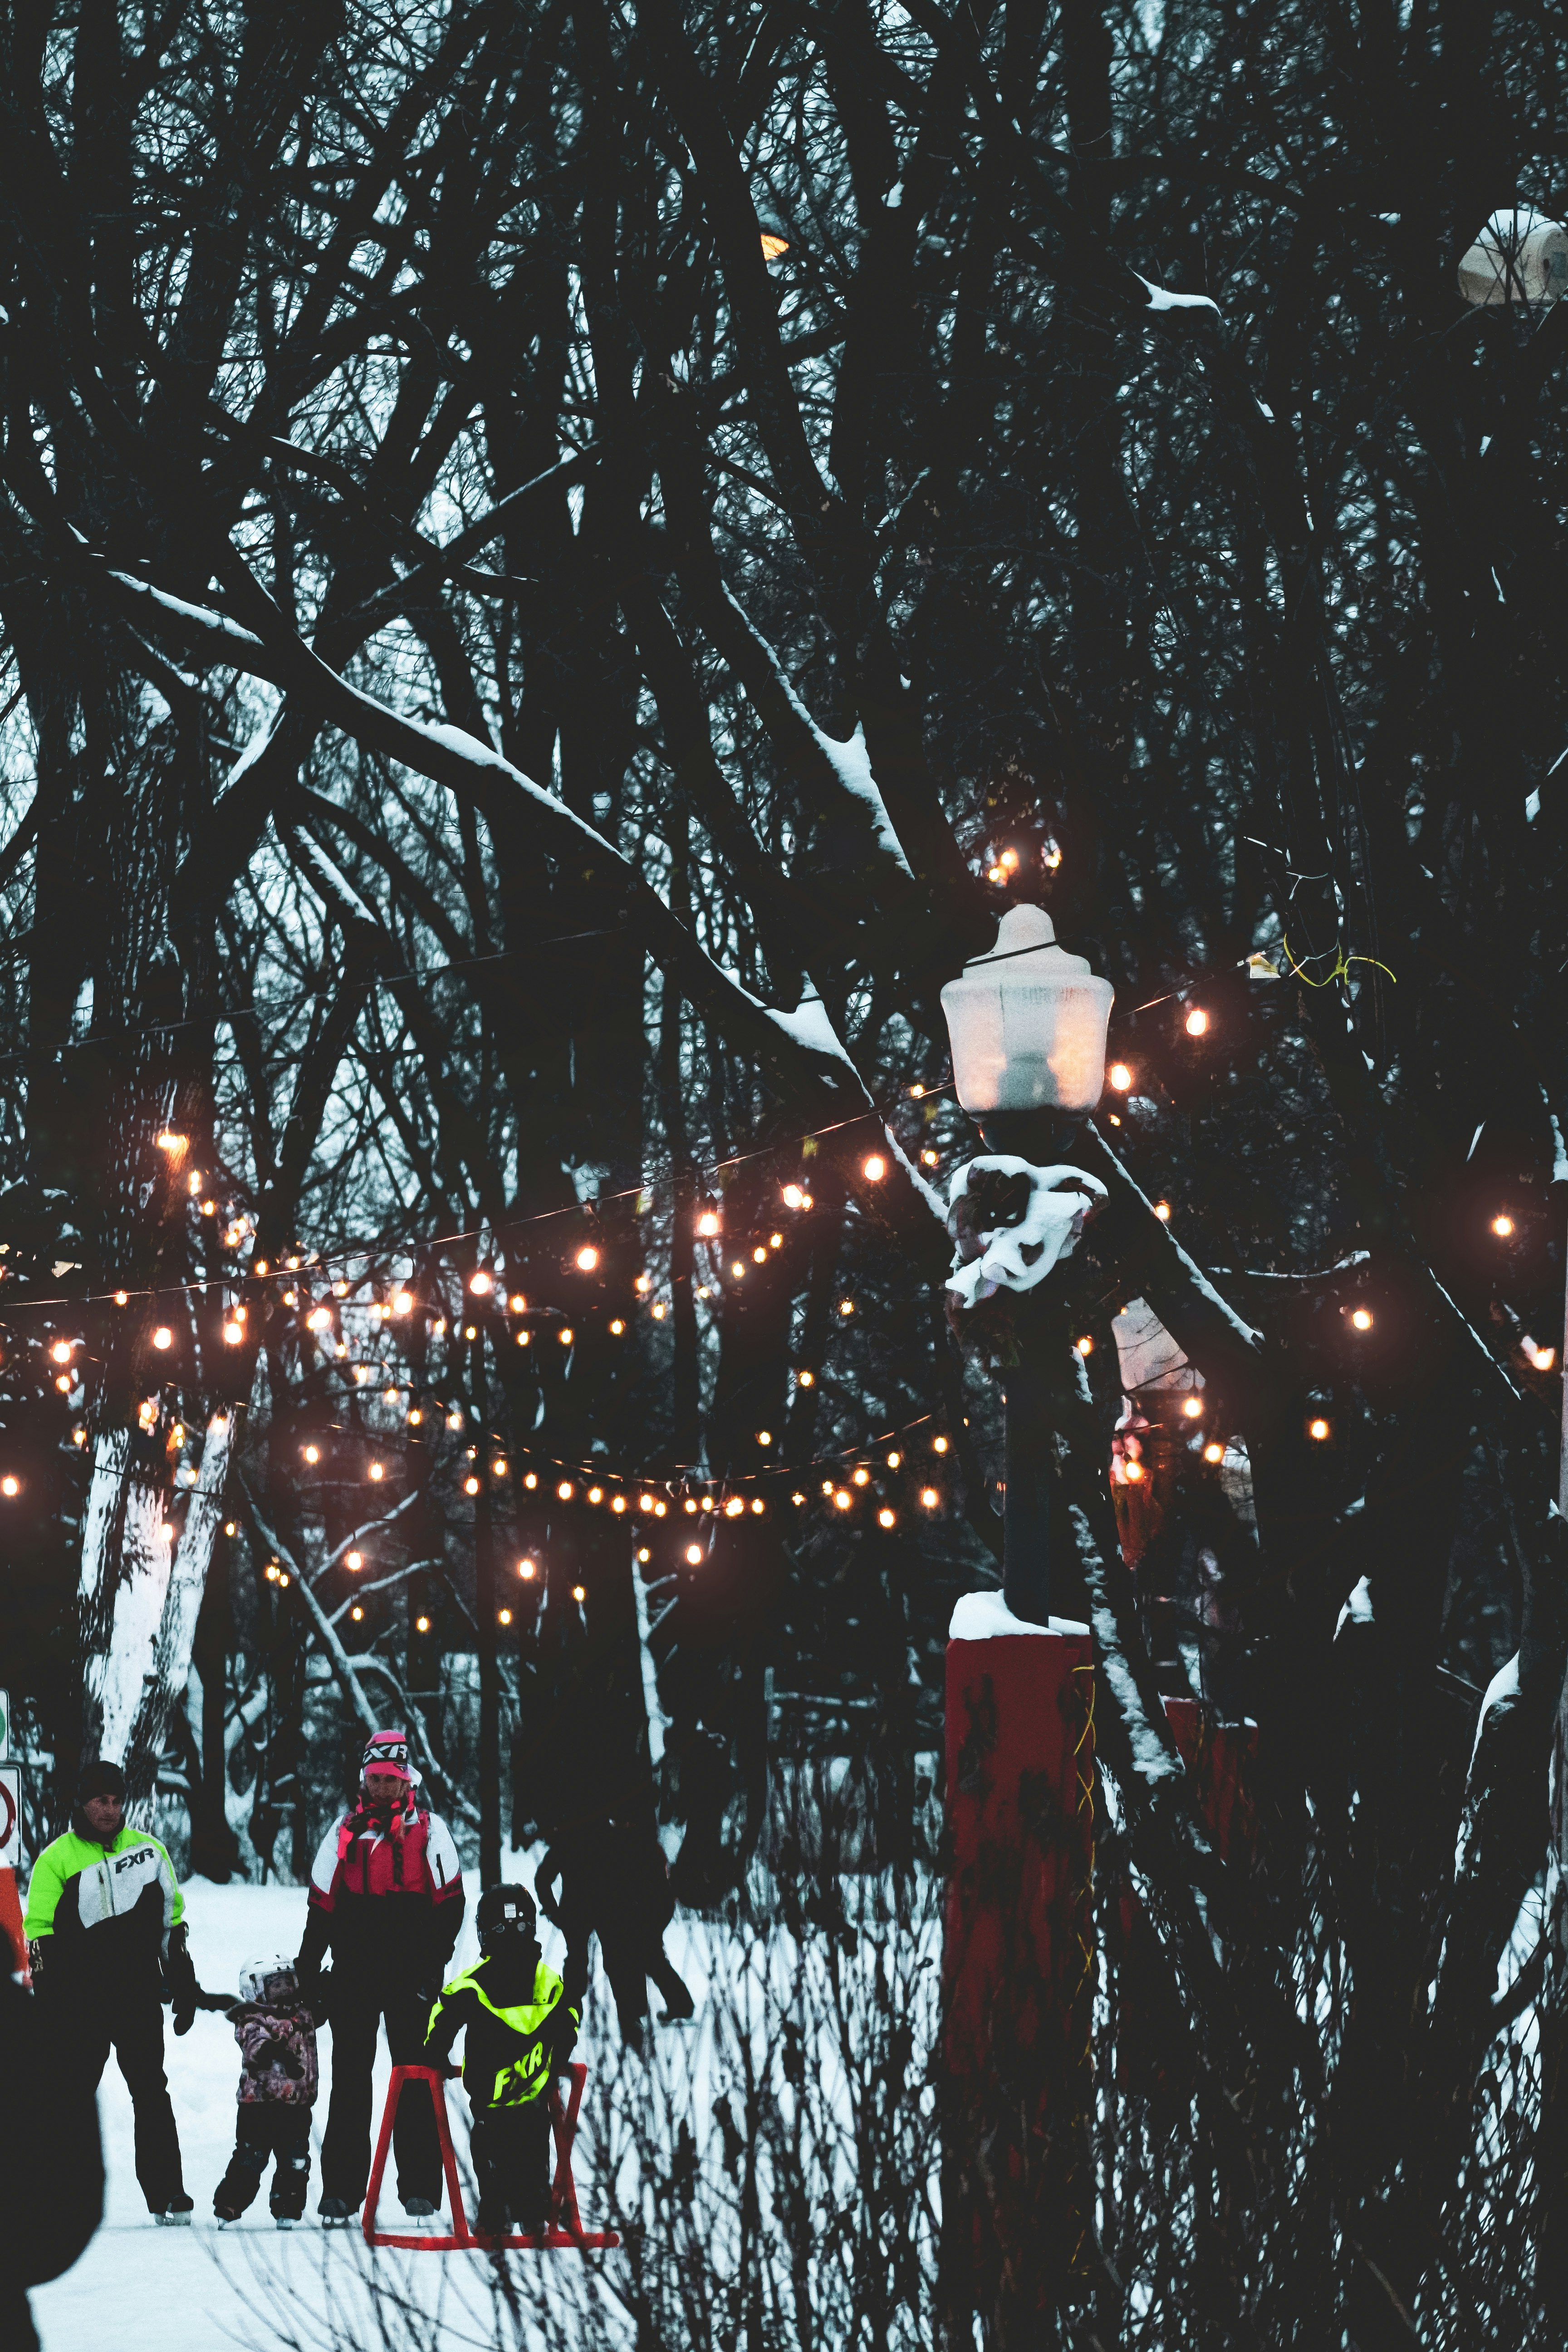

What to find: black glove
left=165, top=1923, right=197, bottom=2032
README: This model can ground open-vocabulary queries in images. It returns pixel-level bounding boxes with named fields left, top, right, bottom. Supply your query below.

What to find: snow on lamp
left=940, top=904, right=1114, bottom=1126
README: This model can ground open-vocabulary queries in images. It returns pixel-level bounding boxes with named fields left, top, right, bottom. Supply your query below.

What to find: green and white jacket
left=24, top=1825, right=184, bottom=1981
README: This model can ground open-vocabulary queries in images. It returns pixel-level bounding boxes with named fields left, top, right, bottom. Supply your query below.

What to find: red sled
left=363, top=2062, right=619, bottom=2252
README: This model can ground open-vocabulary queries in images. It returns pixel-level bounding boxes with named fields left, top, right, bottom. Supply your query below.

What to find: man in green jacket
left=24, top=1760, right=196, bottom=2223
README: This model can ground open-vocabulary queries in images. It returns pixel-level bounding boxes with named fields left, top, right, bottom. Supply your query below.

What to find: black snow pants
left=54, top=1984, right=184, bottom=2210
left=469, top=2097, right=553, bottom=2234
left=216, top=2107, right=312, bottom=2219
left=322, top=1981, right=440, bottom=2205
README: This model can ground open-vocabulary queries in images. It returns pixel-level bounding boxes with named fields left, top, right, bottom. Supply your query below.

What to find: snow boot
left=402, top=2194, right=439, bottom=2228
left=152, top=2193, right=195, bottom=2226
left=319, top=2195, right=356, bottom=2227
left=474, top=2197, right=509, bottom=2238
left=271, top=2153, right=310, bottom=2228
left=214, top=2148, right=266, bottom=2224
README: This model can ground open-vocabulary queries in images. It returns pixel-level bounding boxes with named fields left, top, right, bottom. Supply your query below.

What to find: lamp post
left=937, top=903, right=1116, bottom=2338
left=940, top=905, right=1114, bottom=1622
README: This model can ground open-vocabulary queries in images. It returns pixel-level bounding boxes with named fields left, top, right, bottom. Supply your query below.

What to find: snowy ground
left=32, top=1866, right=652, bottom=2352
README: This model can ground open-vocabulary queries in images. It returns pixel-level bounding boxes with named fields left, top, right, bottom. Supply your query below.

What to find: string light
left=852, top=1467, right=870, bottom=1486
left=1491, top=1214, right=1515, bottom=1238
left=1308, top=1417, right=1331, bottom=1441
left=696, top=1210, right=720, bottom=1237
left=769, top=1233, right=782, bottom=1247
left=933, top=1436, right=950, bottom=1454
left=731, top=1261, right=745, bottom=1279
left=751, top=1499, right=764, bottom=1514
left=408, top=1407, right=423, bottom=1425
left=1350, top=1308, right=1373, bottom=1332
left=350, top=1605, right=364, bottom=1623
left=524, top=1472, right=538, bottom=1490
left=49, top=1340, right=71, bottom=1365
left=1524, top=1339, right=1557, bottom=1372
left=559, top=1328, right=573, bottom=1345
left=558, top=1480, right=573, bottom=1500
left=1203, top=1441, right=1224, bottom=1464
left=346, top=1551, right=363, bottom=1571
left=156, top=1131, right=186, bottom=1154
left=792, top=1492, right=805, bottom=1505
left=575, top=1245, right=599, bottom=1271
left=303, top=1444, right=320, bottom=1465
left=307, top=1306, right=331, bottom=1331
left=517, top=1331, right=531, bottom=1345
left=877, top=1507, right=896, bottom=1528
left=636, top=1545, right=651, bottom=1563
left=1185, top=1008, right=1209, bottom=1037
left=652, top=1303, right=666, bottom=1318
left=685, top=1544, right=703, bottom=1564
left=469, top=1271, right=492, bottom=1295
left=610, top=1319, right=625, bottom=1334
left=1123, top=1460, right=1146, bottom=1483
left=464, top=1475, right=480, bottom=1495
left=753, top=1246, right=767, bottom=1264
left=1108, top=1063, right=1133, bottom=1092
left=498, top=1607, right=513, bottom=1626
left=1, top=1476, right=18, bottom=1496
left=725, top=1497, right=744, bottom=1517
left=1153, top=1202, right=1171, bottom=1222
left=1181, top=1396, right=1203, bottom=1419
left=368, top=1461, right=385, bottom=1481
left=573, top=1583, right=587, bottom=1602
left=798, top=1369, right=814, bottom=1387
left=152, top=1326, right=173, bottom=1349
left=1076, top=1336, right=1093, bottom=1356
left=519, top=1558, right=537, bottom=1578
left=838, top=1299, right=854, bottom=1316
left=114, top=1290, right=128, bottom=1306
left=611, top=1494, right=627, bottom=1513
left=634, top=1275, right=651, bottom=1294
left=492, top=1458, right=508, bottom=1478
left=757, top=1430, right=772, bottom=1446
left=415, top=1615, right=431, bottom=1633
left=588, top=1486, right=603, bottom=1505
left=223, top=1320, right=243, bottom=1343
left=863, top=1154, right=887, bottom=1182
left=921, top=1149, right=939, bottom=1166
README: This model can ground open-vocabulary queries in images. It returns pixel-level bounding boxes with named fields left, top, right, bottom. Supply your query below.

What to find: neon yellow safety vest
left=428, top=1955, right=568, bottom=2109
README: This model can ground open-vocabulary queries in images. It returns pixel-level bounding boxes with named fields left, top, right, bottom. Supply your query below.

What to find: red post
left=941, top=1609, right=1097, bottom=2333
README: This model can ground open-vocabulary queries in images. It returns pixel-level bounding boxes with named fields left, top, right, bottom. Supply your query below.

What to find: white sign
left=0, top=1689, right=9, bottom=1759
left=0, top=1767, right=19, bottom=1868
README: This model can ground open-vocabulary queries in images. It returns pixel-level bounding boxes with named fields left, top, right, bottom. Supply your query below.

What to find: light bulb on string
left=1491, top=1214, right=1515, bottom=1238
left=1203, top=1441, right=1225, bottom=1464
left=1308, top=1417, right=1331, bottom=1441
left=1181, top=1396, right=1203, bottom=1419
left=1184, top=1007, right=1209, bottom=1037
left=1351, top=1308, right=1373, bottom=1332
left=469, top=1271, right=492, bottom=1295
left=1108, top=1062, right=1133, bottom=1092
left=575, top=1246, right=599, bottom=1271
left=863, top=1154, right=887, bottom=1182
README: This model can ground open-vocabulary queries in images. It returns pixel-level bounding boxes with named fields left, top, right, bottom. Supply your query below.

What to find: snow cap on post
left=940, top=905, right=1114, bottom=1114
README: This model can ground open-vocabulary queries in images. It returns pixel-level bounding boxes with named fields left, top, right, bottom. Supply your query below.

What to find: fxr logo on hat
left=361, top=1728, right=412, bottom=1777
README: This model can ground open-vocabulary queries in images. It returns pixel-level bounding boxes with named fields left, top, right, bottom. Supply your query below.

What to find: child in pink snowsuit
left=213, top=1956, right=324, bottom=2226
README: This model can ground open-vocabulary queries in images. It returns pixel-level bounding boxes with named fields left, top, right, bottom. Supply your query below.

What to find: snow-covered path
left=32, top=1872, right=621, bottom=2352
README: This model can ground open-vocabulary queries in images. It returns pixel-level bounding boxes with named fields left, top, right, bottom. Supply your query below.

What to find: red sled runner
left=363, top=2063, right=620, bottom=2252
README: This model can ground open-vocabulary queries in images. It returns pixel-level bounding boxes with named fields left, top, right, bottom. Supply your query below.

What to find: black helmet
left=476, top=1883, right=538, bottom=1954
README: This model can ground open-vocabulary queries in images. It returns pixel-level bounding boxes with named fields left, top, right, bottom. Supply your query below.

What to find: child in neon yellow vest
left=424, top=1884, right=584, bottom=2235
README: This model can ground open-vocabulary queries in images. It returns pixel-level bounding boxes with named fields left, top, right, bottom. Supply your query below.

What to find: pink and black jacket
left=298, top=1795, right=465, bottom=1986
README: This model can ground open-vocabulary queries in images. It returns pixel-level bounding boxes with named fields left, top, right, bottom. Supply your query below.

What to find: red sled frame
left=363, top=2062, right=619, bottom=2252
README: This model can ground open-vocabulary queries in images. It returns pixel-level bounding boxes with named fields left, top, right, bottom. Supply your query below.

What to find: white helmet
left=239, top=1955, right=300, bottom=2006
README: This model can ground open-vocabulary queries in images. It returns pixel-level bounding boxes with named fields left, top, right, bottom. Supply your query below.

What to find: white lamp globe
left=940, top=905, right=1114, bottom=1115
